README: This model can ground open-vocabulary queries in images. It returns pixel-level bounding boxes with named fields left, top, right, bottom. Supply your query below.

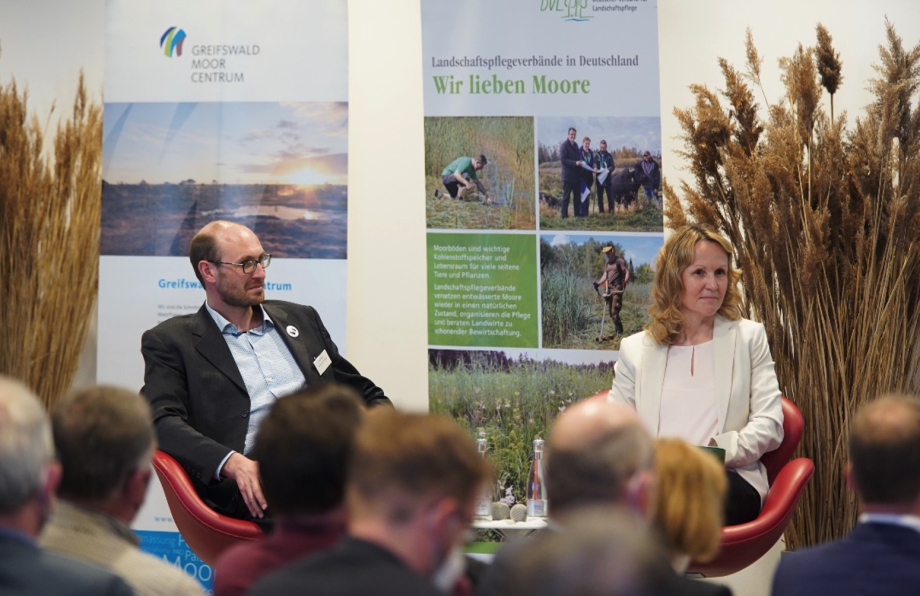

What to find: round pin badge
left=286, top=325, right=300, bottom=338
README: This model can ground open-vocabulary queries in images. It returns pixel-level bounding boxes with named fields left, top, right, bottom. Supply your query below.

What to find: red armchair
left=586, top=391, right=814, bottom=578
left=687, top=396, right=813, bottom=577
left=152, top=450, right=265, bottom=566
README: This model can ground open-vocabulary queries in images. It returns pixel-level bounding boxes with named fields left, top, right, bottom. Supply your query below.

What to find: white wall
left=346, top=0, right=428, bottom=411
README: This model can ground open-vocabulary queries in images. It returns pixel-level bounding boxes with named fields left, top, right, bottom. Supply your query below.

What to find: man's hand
left=222, top=453, right=267, bottom=518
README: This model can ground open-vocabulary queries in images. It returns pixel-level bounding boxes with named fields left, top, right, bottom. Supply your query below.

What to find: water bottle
left=475, top=430, right=492, bottom=520
left=526, top=438, right=548, bottom=518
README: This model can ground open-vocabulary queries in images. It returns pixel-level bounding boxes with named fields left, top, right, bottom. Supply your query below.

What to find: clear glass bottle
left=526, top=438, right=548, bottom=518
left=475, top=430, right=492, bottom=520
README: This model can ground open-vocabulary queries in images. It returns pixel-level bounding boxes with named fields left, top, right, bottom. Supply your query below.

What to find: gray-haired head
left=0, top=376, right=54, bottom=514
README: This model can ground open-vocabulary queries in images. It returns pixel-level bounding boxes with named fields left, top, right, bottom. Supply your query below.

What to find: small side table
left=472, top=518, right=548, bottom=539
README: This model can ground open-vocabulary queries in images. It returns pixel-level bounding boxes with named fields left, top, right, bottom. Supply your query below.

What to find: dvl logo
left=160, top=27, right=187, bottom=57
left=540, top=0, right=591, bottom=21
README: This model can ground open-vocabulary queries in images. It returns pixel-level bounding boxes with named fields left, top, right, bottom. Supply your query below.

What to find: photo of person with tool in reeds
left=425, top=116, right=535, bottom=230
left=540, top=234, right=661, bottom=350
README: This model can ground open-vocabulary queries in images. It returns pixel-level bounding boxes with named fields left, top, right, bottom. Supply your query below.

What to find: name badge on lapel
left=314, top=350, right=332, bottom=375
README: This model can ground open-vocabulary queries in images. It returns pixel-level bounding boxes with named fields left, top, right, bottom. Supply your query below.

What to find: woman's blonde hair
left=652, top=438, right=728, bottom=562
left=647, top=224, right=742, bottom=344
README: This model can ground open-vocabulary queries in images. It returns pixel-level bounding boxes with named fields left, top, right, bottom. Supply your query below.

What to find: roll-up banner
left=422, top=0, right=664, bottom=507
left=99, top=1, right=348, bottom=587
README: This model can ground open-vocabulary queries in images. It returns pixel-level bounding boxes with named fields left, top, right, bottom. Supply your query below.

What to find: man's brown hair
left=347, top=411, right=490, bottom=523
left=849, top=395, right=920, bottom=505
left=188, top=223, right=224, bottom=285
left=254, top=383, right=364, bottom=516
left=52, top=385, right=155, bottom=503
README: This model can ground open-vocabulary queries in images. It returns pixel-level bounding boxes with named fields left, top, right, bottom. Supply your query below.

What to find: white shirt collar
left=859, top=512, right=920, bottom=535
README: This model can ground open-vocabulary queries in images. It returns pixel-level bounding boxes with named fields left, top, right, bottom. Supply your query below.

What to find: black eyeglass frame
left=209, top=253, right=272, bottom=274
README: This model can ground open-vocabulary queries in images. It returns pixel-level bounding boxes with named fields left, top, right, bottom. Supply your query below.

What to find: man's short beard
left=222, top=290, right=264, bottom=308
left=216, top=276, right=264, bottom=308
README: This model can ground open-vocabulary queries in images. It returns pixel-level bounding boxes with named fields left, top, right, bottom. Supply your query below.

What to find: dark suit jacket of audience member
left=771, top=522, right=920, bottom=596
left=0, top=532, right=134, bottom=596
left=248, top=537, right=443, bottom=596
left=477, top=527, right=733, bottom=596
left=141, top=300, right=390, bottom=510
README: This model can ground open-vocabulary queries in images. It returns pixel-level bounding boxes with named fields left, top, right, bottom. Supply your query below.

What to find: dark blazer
left=478, top=527, right=732, bottom=596
left=0, top=532, right=134, bottom=596
left=141, top=300, right=390, bottom=488
left=637, top=158, right=661, bottom=188
left=248, top=537, right=442, bottom=596
left=560, top=139, right=581, bottom=183
left=771, top=522, right=920, bottom=596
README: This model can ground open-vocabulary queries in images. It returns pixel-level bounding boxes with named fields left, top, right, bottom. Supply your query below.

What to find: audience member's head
left=0, top=375, right=58, bottom=534
left=504, top=506, right=667, bottom=596
left=254, top=383, right=363, bottom=518
left=848, top=394, right=920, bottom=509
left=52, top=385, right=155, bottom=522
left=347, top=410, right=491, bottom=577
left=652, top=438, right=727, bottom=570
left=547, top=399, right=655, bottom=518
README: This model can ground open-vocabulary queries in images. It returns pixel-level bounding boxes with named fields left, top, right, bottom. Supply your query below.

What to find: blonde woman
left=653, top=438, right=728, bottom=572
left=610, top=224, right=783, bottom=525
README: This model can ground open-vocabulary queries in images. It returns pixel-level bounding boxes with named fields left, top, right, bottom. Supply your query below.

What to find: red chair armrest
left=688, top=458, right=814, bottom=577
left=721, top=458, right=814, bottom=545
left=152, top=450, right=264, bottom=565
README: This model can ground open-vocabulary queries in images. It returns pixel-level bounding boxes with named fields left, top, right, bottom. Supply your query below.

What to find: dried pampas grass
left=668, top=20, right=920, bottom=548
left=0, top=59, right=102, bottom=410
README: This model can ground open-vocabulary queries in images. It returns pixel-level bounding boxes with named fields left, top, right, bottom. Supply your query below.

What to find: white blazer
left=609, top=315, right=784, bottom=502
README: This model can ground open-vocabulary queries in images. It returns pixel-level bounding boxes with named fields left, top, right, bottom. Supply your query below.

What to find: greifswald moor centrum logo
left=160, top=27, right=187, bottom=57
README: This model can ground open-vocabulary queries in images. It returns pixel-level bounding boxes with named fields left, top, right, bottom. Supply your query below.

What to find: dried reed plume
left=0, top=61, right=103, bottom=410
left=666, top=21, right=920, bottom=548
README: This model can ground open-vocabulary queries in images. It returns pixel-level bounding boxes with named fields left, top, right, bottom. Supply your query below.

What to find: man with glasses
left=141, top=220, right=391, bottom=522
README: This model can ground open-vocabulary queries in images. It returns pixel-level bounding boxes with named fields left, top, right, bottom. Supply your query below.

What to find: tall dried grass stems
left=666, top=21, right=920, bottom=548
left=0, top=65, right=103, bottom=410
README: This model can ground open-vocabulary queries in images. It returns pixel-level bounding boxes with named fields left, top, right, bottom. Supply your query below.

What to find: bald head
left=188, top=220, right=262, bottom=286
left=198, top=220, right=256, bottom=244
left=849, top=395, right=920, bottom=506
left=551, top=400, right=642, bottom=451
left=547, top=398, right=654, bottom=516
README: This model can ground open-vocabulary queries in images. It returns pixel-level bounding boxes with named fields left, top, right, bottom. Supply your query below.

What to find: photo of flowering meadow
left=428, top=349, right=613, bottom=502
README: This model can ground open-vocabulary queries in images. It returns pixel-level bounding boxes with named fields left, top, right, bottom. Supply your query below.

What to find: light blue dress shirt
left=206, top=303, right=306, bottom=477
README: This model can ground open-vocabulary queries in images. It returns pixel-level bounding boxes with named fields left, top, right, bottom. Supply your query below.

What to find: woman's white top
left=659, top=341, right=719, bottom=445
left=658, top=341, right=768, bottom=499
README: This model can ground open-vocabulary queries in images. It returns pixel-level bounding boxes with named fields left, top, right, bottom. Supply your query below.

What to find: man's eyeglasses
left=209, top=254, right=272, bottom=274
